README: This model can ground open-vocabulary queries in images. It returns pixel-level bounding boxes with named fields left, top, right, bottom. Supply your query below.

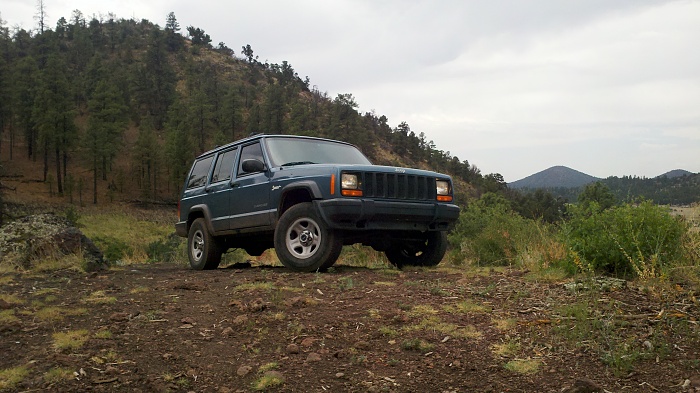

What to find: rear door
left=205, top=147, right=238, bottom=232
left=229, top=142, right=272, bottom=229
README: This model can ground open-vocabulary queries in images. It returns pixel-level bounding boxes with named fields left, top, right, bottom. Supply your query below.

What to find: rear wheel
left=188, top=218, right=222, bottom=270
left=274, top=203, right=342, bottom=272
left=385, top=231, right=447, bottom=268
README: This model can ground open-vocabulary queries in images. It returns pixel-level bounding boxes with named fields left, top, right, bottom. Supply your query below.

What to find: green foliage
left=64, top=205, right=80, bottom=227
left=562, top=201, right=688, bottom=277
left=510, top=188, right=566, bottom=223
left=93, top=236, right=132, bottom=263
left=145, top=234, right=182, bottom=263
left=448, top=193, right=562, bottom=268
left=577, top=182, right=616, bottom=211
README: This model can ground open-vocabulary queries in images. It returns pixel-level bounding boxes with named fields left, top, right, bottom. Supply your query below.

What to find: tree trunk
left=93, top=156, right=98, bottom=204
left=43, top=141, right=48, bottom=181
left=55, top=146, right=63, bottom=194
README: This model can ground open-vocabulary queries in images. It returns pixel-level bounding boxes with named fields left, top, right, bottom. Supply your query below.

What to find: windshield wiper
left=281, top=161, right=316, bottom=167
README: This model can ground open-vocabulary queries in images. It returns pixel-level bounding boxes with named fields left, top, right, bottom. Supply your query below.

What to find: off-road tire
left=188, top=218, right=222, bottom=270
left=385, top=231, right=447, bottom=268
left=274, top=203, right=342, bottom=272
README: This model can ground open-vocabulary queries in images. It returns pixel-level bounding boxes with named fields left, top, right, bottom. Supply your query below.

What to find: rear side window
left=187, top=155, right=214, bottom=189
left=211, top=148, right=238, bottom=183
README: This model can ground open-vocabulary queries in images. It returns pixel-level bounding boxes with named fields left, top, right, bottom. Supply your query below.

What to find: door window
left=211, top=148, right=238, bottom=183
left=237, top=142, right=265, bottom=177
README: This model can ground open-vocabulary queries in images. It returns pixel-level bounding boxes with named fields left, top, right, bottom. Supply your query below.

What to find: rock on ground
left=0, top=213, right=106, bottom=271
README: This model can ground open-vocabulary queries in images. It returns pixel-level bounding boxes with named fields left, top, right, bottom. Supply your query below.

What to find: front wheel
left=274, top=203, right=342, bottom=272
left=187, top=218, right=222, bottom=270
left=385, top=231, right=448, bottom=268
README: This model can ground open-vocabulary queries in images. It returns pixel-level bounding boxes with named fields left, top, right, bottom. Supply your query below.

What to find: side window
left=211, top=148, right=238, bottom=183
left=187, top=155, right=214, bottom=189
left=237, top=142, right=265, bottom=177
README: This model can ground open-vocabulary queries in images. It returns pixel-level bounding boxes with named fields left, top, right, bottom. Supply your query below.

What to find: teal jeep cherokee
left=175, top=134, right=460, bottom=272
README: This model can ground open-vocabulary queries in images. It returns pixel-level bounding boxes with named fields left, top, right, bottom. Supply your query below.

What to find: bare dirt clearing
left=1, top=263, right=699, bottom=392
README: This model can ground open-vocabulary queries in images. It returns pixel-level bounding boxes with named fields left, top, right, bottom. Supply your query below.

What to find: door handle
left=230, top=182, right=240, bottom=188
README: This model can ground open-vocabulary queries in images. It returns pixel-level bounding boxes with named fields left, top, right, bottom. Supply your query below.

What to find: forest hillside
left=0, top=11, right=492, bottom=206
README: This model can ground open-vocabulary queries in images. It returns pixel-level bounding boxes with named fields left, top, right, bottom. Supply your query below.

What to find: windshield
left=265, top=138, right=372, bottom=167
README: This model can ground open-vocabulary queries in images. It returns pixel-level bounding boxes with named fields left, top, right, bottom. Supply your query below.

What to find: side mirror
left=241, top=159, right=266, bottom=173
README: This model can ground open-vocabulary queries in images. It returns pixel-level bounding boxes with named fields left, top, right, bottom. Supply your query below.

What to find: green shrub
left=562, top=201, right=688, bottom=278
left=93, top=236, right=132, bottom=263
left=146, top=234, right=182, bottom=263
left=449, top=193, right=563, bottom=268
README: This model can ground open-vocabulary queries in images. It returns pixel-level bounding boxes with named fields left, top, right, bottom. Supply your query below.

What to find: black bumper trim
left=314, top=198, right=459, bottom=231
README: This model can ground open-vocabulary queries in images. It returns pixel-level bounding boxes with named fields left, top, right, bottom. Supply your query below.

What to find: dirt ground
left=1, top=262, right=699, bottom=392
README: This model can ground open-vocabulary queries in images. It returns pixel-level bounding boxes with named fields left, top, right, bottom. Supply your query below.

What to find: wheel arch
left=278, top=181, right=322, bottom=217
left=186, top=205, right=213, bottom=233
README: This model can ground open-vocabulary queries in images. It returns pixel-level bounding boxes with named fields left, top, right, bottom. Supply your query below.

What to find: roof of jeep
left=194, top=134, right=357, bottom=159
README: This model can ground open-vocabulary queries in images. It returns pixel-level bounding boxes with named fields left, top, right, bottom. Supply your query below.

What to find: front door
left=229, top=142, right=272, bottom=230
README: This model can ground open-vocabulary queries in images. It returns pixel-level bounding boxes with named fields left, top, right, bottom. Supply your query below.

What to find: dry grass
left=0, top=293, right=25, bottom=306
left=43, top=367, right=74, bottom=384
left=443, top=300, right=491, bottom=314
left=504, top=358, right=542, bottom=374
left=0, top=309, right=20, bottom=325
left=52, top=329, right=90, bottom=351
left=408, top=316, right=482, bottom=340
left=0, top=366, right=30, bottom=390
left=83, top=290, right=117, bottom=304
left=492, top=340, right=521, bottom=357
left=492, top=318, right=518, bottom=331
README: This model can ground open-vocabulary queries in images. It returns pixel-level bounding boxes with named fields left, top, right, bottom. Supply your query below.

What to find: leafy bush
left=93, top=236, right=132, bottom=263
left=146, top=233, right=182, bottom=263
left=449, top=193, right=564, bottom=268
left=562, top=201, right=688, bottom=278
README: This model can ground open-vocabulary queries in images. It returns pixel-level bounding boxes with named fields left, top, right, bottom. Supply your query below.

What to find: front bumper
left=315, top=198, right=460, bottom=231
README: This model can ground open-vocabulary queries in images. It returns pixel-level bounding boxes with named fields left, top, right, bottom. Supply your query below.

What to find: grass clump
left=43, top=367, right=73, bottom=384
left=0, top=309, right=19, bottom=324
left=409, top=317, right=482, bottom=340
left=258, top=363, right=279, bottom=373
left=0, top=294, right=24, bottom=306
left=83, top=291, right=117, bottom=304
left=492, top=340, right=521, bottom=358
left=401, top=338, right=434, bottom=353
left=504, top=359, right=541, bottom=374
left=0, top=366, right=30, bottom=390
left=251, top=373, right=284, bottom=391
left=52, top=330, right=89, bottom=351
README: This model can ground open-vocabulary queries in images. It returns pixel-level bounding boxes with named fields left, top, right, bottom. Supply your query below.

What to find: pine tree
left=12, top=55, right=39, bottom=160
left=84, top=78, right=128, bottom=203
left=33, top=53, right=76, bottom=194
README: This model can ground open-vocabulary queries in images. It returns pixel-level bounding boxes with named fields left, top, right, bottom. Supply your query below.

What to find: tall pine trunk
left=55, top=146, right=63, bottom=194
left=93, top=155, right=98, bottom=204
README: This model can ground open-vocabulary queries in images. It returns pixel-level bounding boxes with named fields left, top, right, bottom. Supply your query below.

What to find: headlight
left=341, top=173, right=363, bottom=197
left=436, top=180, right=452, bottom=202
left=341, top=173, right=359, bottom=189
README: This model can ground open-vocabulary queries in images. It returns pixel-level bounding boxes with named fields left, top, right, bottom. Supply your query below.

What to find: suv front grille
left=361, top=172, right=436, bottom=201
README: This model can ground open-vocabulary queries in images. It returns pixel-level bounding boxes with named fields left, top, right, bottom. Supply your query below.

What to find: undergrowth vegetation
left=448, top=185, right=699, bottom=284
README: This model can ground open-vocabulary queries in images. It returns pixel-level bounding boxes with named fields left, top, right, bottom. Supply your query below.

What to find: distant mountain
left=509, top=166, right=601, bottom=189
left=657, top=169, right=694, bottom=178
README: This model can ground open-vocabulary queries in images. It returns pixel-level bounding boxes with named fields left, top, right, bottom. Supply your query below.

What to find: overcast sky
left=3, top=0, right=699, bottom=182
